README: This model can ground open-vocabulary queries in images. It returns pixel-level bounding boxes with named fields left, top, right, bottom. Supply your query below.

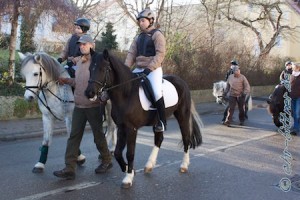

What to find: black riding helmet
left=74, top=18, right=90, bottom=33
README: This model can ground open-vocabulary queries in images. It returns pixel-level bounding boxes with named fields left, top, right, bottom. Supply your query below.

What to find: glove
left=57, top=77, right=69, bottom=85
left=67, top=61, right=74, bottom=68
left=57, top=58, right=63, bottom=64
left=143, top=68, right=152, bottom=76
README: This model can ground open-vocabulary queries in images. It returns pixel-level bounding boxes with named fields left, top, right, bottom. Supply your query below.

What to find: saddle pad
left=139, top=79, right=178, bottom=111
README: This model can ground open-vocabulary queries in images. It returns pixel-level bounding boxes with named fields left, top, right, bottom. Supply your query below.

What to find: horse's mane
left=106, top=52, right=135, bottom=95
left=21, top=52, right=65, bottom=81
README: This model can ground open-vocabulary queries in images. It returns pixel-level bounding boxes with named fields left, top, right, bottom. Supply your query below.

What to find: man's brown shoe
left=53, top=169, right=75, bottom=180
left=95, top=162, right=113, bottom=174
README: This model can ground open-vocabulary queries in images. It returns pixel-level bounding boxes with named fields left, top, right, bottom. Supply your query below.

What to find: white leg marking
left=144, top=146, right=159, bottom=173
left=122, top=172, right=134, bottom=188
left=180, top=150, right=190, bottom=173
left=34, top=162, right=45, bottom=169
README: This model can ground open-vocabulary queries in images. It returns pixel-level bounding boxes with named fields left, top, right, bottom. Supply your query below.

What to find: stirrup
left=154, top=120, right=165, bottom=132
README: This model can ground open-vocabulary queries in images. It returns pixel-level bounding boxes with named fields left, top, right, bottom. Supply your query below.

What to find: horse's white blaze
left=34, top=162, right=45, bottom=169
left=89, top=95, right=98, bottom=102
left=122, top=172, right=134, bottom=185
left=180, top=150, right=190, bottom=170
left=22, top=60, right=44, bottom=100
left=145, top=146, right=159, bottom=169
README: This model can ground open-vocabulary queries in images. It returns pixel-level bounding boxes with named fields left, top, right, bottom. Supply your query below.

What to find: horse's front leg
left=114, top=126, right=127, bottom=171
left=144, top=131, right=163, bottom=173
left=120, top=127, right=137, bottom=188
left=32, top=115, right=53, bottom=173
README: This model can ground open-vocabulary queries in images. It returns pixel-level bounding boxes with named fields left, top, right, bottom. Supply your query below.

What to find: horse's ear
left=103, top=49, right=109, bottom=61
left=18, top=52, right=27, bottom=61
left=90, top=48, right=95, bottom=56
left=34, top=54, right=42, bottom=63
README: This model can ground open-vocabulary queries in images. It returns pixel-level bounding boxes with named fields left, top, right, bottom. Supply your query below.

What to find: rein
left=88, top=61, right=146, bottom=92
left=24, top=60, right=74, bottom=121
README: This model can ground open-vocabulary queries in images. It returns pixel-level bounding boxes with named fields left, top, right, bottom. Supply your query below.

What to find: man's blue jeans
left=291, top=98, right=300, bottom=133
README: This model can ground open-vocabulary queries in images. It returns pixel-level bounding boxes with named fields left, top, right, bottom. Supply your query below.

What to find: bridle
left=24, top=59, right=74, bottom=121
left=88, top=58, right=145, bottom=98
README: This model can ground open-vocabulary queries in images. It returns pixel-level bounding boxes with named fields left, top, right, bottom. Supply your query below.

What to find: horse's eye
left=33, top=72, right=39, bottom=76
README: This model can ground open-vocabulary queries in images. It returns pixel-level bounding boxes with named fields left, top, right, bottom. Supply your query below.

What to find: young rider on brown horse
left=125, top=8, right=167, bottom=132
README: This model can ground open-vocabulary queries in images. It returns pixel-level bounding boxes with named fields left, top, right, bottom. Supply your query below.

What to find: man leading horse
left=223, top=65, right=251, bottom=127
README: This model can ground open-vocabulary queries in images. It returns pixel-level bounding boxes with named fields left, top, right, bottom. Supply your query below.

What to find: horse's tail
left=247, top=95, right=253, bottom=111
left=189, top=100, right=203, bottom=149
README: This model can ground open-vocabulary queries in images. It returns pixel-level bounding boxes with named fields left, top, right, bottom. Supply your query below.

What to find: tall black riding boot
left=154, top=97, right=167, bottom=132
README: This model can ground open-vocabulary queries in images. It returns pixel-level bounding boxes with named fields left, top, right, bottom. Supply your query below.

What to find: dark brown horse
left=267, top=84, right=286, bottom=127
left=85, top=50, right=203, bottom=188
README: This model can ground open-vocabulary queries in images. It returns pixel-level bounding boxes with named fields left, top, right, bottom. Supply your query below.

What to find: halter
left=24, top=58, right=74, bottom=121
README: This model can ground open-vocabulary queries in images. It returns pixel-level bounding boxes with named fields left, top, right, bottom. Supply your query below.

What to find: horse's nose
left=24, top=95, right=34, bottom=102
left=85, top=89, right=95, bottom=99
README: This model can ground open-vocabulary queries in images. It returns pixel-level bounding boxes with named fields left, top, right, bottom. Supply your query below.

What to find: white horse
left=19, top=52, right=117, bottom=173
left=213, top=80, right=253, bottom=122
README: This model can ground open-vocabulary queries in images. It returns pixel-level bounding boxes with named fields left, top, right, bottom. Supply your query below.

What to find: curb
left=0, top=126, right=91, bottom=142
left=0, top=99, right=268, bottom=142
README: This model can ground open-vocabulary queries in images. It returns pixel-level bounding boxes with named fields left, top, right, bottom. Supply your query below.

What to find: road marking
left=16, top=182, right=101, bottom=200
left=16, top=132, right=277, bottom=199
left=194, top=132, right=277, bottom=156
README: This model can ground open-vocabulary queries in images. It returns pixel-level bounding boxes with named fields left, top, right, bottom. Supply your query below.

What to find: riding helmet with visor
left=137, top=8, right=155, bottom=26
left=74, top=18, right=90, bottom=33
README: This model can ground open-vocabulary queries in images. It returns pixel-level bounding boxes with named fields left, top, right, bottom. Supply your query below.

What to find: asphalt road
left=0, top=103, right=299, bottom=200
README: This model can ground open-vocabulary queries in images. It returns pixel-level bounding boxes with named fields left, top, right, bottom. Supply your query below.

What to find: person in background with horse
left=223, top=65, right=251, bottom=127
left=280, top=61, right=293, bottom=83
left=57, top=18, right=90, bottom=78
left=225, top=60, right=239, bottom=81
left=53, top=34, right=113, bottom=180
left=125, top=8, right=167, bottom=132
left=290, top=62, right=300, bottom=136
left=221, top=60, right=239, bottom=123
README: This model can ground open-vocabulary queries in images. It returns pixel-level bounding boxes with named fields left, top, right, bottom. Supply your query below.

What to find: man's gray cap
left=77, top=34, right=94, bottom=44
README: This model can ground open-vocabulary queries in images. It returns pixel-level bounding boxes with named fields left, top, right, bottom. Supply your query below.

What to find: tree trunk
left=8, top=0, right=21, bottom=84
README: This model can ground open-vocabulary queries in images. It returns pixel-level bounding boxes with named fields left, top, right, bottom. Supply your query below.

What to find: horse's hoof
left=77, top=158, right=86, bottom=166
left=32, top=167, right=44, bottom=173
left=179, top=167, right=188, bottom=173
left=121, top=182, right=132, bottom=189
left=144, top=167, right=153, bottom=173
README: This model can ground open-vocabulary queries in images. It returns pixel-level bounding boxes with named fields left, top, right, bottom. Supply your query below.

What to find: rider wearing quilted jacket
left=57, top=18, right=90, bottom=78
left=125, top=8, right=167, bottom=132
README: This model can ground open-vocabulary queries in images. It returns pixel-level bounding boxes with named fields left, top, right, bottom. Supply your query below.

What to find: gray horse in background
left=213, top=80, right=253, bottom=122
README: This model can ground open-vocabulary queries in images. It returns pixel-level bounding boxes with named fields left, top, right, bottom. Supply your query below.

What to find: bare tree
left=116, top=0, right=166, bottom=25
left=0, top=0, right=74, bottom=83
left=218, top=0, right=300, bottom=59
left=0, top=0, right=21, bottom=84
left=70, top=0, right=102, bottom=17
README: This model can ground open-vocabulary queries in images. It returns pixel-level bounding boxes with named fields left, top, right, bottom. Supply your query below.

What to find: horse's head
left=212, top=81, right=227, bottom=105
left=85, top=49, right=112, bottom=101
left=19, top=52, right=62, bottom=102
left=267, top=84, right=286, bottom=127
